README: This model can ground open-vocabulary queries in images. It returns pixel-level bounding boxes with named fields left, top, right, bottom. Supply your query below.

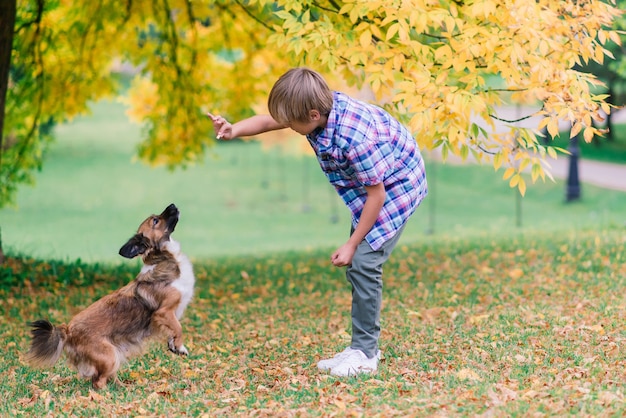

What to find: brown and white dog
left=25, top=203, right=195, bottom=389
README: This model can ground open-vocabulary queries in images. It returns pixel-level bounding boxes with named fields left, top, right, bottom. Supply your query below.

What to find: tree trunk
left=605, top=84, right=614, bottom=141
left=0, top=0, right=18, bottom=263
left=606, top=109, right=614, bottom=142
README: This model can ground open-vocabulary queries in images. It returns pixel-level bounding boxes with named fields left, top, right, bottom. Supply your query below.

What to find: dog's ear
left=119, top=234, right=150, bottom=258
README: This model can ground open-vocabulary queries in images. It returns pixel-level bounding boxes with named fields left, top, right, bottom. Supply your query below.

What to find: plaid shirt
left=306, top=92, right=428, bottom=250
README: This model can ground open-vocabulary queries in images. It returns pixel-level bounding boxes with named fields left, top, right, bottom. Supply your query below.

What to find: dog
left=25, top=203, right=195, bottom=389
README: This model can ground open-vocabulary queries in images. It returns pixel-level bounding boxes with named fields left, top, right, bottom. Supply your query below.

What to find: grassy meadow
left=1, top=99, right=625, bottom=263
left=1, top=98, right=626, bottom=416
left=3, top=230, right=626, bottom=416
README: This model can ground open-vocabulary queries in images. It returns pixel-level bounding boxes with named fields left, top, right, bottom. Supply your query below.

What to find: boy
left=208, top=67, right=427, bottom=377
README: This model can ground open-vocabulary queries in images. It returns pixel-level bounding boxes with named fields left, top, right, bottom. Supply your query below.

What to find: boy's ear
left=309, top=109, right=321, bottom=121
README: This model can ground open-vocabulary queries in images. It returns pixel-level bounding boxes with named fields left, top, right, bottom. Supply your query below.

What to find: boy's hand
left=331, top=243, right=357, bottom=267
left=206, top=112, right=233, bottom=140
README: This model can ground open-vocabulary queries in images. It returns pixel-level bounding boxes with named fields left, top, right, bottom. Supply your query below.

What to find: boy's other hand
left=206, top=112, right=233, bottom=140
left=331, top=243, right=357, bottom=267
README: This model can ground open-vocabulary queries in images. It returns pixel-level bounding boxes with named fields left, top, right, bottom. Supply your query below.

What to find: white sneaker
left=317, top=347, right=357, bottom=371
left=329, top=348, right=380, bottom=377
left=318, top=347, right=382, bottom=372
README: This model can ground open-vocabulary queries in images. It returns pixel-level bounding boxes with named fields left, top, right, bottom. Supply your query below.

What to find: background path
left=549, top=158, right=626, bottom=192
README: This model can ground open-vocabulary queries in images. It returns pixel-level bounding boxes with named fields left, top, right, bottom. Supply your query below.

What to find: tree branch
left=13, top=0, right=43, bottom=35
left=184, top=0, right=198, bottom=66
left=311, top=0, right=339, bottom=14
left=488, top=112, right=538, bottom=124
left=476, top=143, right=497, bottom=155
left=234, top=0, right=274, bottom=32
left=6, top=0, right=45, bottom=189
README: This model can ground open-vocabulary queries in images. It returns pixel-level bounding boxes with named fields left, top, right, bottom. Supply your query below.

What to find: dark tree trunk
left=606, top=110, right=614, bottom=142
left=0, top=0, right=18, bottom=263
left=606, top=84, right=614, bottom=142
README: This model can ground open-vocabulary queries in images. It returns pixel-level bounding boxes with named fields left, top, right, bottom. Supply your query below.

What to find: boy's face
left=287, top=119, right=321, bottom=135
left=286, top=110, right=326, bottom=135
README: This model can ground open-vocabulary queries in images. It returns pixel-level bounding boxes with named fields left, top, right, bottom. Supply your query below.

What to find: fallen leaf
left=457, top=368, right=481, bottom=381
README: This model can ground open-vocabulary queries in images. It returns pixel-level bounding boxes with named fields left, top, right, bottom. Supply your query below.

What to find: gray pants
left=346, top=223, right=406, bottom=359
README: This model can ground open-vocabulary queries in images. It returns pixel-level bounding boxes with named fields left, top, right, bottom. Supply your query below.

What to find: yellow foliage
left=6, top=0, right=623, bottom=200
left=122, top=77, right=161, bottom=123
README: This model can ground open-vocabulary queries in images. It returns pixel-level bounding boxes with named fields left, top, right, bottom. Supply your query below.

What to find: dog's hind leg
left=89, top=342, right=121, bottom=390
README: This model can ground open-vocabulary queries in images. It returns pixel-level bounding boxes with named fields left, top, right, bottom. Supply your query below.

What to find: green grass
left=2, top=230, right=626, bottom=416
left=2, top=99, right=626, bottom=415
left=0, top=99, right=625, bottom=263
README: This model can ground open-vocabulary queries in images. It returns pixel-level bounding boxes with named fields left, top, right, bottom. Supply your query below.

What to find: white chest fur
left=164, top=239, right=195, bottom=319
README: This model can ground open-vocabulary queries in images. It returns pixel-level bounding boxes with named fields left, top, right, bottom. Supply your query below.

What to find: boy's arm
left=331, top=183, right=386, bottom=267
left=207, top=113, right=287, bottom=140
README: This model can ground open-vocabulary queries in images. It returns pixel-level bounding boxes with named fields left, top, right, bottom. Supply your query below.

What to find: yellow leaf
left=570, top=122, right=582, bottom=139
left=537, top=117, right=550, bottom=132
left=531, top=163, right=543, bottom=182
left=518, top=159, right=529, bottom=173
left=338, top=3, right=352, bottom=15
left=360, top=30, right=372, bottom=48
left=457, top=368, right=481, bottom=381
left=435, top=44, right=452, bottom=62
left=583, top=127, right=595, bottom=143
left=470, top=314, right=490, bottom=324
left=547, top=147, right=558, bottom=159
left=493, top=152, right=503, bottom=171
left=460, top=144, right=468, bottom=160
left=502, top=167, right=515, bottom=180
left=508, top=268, right=524, bottom=279
left=386, top=23, right=399, bottom=41
left=547, top=119, right=559, bottom=139
left=609, top=31, right=621, bottom=45
left=594, top=46, right=605, bottom=64
left=518, top=177, right=526, bottom=196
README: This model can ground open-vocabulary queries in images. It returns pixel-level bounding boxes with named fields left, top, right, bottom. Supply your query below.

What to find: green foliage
left=2, top=229, right=625, bottom=415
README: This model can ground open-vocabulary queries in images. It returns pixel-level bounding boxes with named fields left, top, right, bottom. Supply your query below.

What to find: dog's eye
left=152, top=217, right=159, bottom=226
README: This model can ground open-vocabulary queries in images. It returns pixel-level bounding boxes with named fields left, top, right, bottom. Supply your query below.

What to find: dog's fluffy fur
left=25, top=203, right=195, bottom=389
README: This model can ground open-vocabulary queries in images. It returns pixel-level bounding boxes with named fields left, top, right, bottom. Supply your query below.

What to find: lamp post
left=566, top=133, right=581, bottom=202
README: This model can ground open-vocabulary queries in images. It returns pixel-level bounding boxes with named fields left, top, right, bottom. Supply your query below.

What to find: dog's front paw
left=168, top=338, right=189, bottom=356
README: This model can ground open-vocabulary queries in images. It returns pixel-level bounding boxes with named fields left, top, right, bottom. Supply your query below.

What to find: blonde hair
left=268, top=67, right=334, bottom=123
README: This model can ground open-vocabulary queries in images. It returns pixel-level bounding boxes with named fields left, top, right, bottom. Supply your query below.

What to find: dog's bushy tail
left=25, top=319, right=67, bottom=367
